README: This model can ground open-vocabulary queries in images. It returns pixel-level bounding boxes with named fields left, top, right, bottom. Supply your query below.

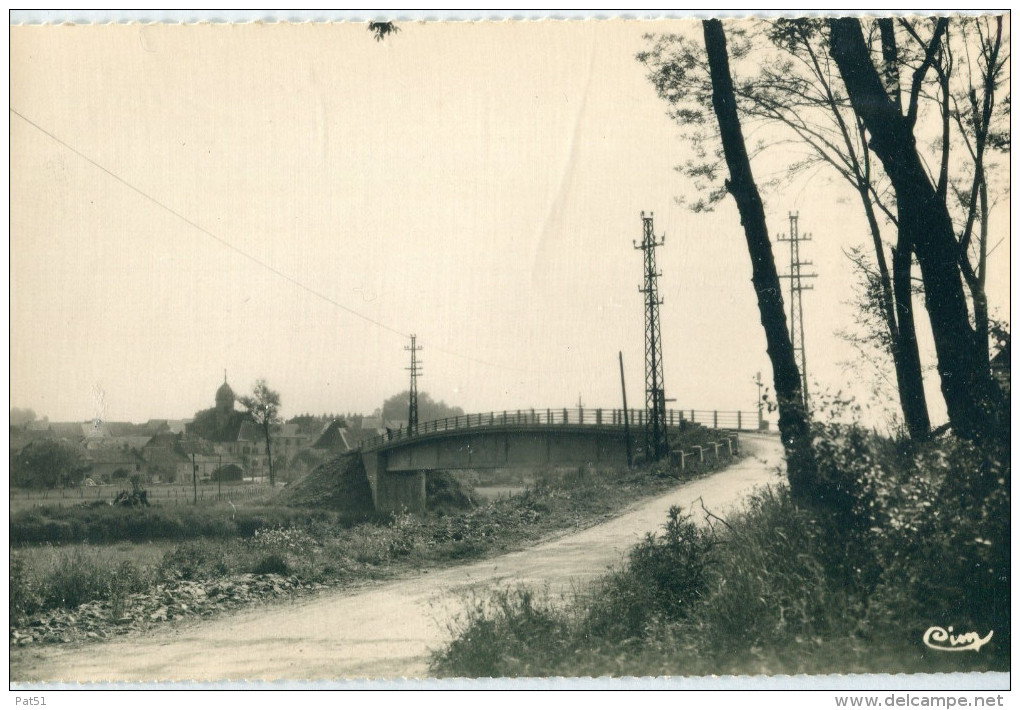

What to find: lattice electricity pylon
left=777, top=212, right=817, bottom=407
left=405, top=334, right=422, bottom=434
left=634, top=211, right=669, bottom=461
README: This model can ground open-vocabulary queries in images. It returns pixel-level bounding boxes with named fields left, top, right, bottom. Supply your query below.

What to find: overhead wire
left=11, top=107, right=600, bottom=378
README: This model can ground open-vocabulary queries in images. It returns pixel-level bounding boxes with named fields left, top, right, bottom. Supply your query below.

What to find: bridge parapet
left=360, top=407, right=758, bottom=452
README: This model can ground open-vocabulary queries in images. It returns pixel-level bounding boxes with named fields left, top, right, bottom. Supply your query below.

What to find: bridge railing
left=359, top=407, right=759, bottom=451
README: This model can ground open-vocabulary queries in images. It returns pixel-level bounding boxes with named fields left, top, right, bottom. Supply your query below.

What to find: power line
left=10, top=107, right=408, bottom=339
left=10, top=107, right=607, bottom=379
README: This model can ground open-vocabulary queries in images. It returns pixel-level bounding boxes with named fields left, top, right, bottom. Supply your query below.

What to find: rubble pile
left=277, top=454, right=374, bottom=512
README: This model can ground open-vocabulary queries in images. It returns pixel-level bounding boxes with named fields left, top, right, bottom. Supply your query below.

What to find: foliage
left=12, top=439, right=85, bottom=489
left=432, top=422, right=1009, bottom=676
left=10, top=546, right=151, bottom=618
left=583, top=507, right=716, bottom=641
left=368, top=21, right=400, bottom=42
left=239, top=379, right=282, bottom=484
left=426, top=470, right=478, bottom=514
left=380, top=390, right=464, bottom=424
left=10, top=407, right=37, bottom=426
left=9, top=503, right=376, bottom=545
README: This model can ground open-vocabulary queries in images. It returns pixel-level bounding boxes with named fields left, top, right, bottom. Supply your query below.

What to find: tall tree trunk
left=859, top=182, right=931, bottom=440
left=891, top=237, right=931, bottom=440
left=702, top=19, right=818, bottom=500
left=828, top=18, right=1006, bottom=446
left=973, top=177, right=991, bottom=372
left=263, top=425, right=275, bottom=486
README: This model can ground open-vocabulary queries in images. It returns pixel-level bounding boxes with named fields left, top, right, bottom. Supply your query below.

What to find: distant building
left=142, top=432, right=191, bottom=482
left=82, top=448, right=145, bottom=483
left=311, top=419, right=354, bottom=454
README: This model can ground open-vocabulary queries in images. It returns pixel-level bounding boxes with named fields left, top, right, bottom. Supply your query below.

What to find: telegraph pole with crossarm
left=405, top=334, right=422, bottom=434
left=777, top=212, right=817, bottom=407
left=634, top=211, right=669, bottom=461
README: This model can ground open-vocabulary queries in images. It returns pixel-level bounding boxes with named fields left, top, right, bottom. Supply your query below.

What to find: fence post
left=737, top=411, right=742, bottom=430
left=680, top=451, right=686, bottom=471
left=563, top=408, right=568, bottom=424
left=694, top=445, right=704, bottom=463
left=713, top=411, right=718, bottom=428
left=596, top=408, right=602, bottom=425
left=726, top=438, right=733, bottom=456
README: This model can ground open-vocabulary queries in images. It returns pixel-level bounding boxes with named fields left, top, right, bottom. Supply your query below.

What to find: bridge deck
left=360, top=407, right=758, bottom=453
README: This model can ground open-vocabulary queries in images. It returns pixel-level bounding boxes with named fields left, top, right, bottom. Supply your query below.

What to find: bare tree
left=240, top=379, right=282, bottom=486
left=828, top=17, right=1007, bottom=447
left=702, top=19, right=819, bottom=502
left=640, top=19, right=931, bottom=440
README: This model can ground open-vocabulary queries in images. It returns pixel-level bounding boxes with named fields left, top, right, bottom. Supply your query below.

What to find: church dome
left=216, top=380, right=235, bottom=409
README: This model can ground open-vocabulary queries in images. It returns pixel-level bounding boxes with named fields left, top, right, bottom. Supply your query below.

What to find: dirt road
left=11, top=436, right=783, bottom=683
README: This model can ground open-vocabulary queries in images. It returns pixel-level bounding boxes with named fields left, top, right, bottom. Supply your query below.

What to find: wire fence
left=9, top=483, right=272, bottom=511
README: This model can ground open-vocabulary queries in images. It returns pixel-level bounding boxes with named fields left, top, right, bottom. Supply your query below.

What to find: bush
left=159, top=541, right=229, bottom=581
left=434, top=588, right=570, bottom=677
left=10, top=552, right=41, bottom=619
left=426, top=470, right=477, bottom=513
left=252, top=553, right=289, bottom=576
left=584, top=506, right=715, bottom=641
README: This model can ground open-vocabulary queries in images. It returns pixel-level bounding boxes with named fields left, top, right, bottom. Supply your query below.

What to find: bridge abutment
left=361, top=451, right=427, bottom=515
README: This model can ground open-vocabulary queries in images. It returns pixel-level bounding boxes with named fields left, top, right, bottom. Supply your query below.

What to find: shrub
left=10, top=552, right=42, bottom=619
left=584, top=506, right=715, bottom=641
left=426, top=470, right=477, bottom=513
left=433, top=588, right=570, bottom=677
left=159, top=541, right=230, bottom=581
left=42, top=547, right=108, bottom=609
left=252, top=553, right=289, bottom=576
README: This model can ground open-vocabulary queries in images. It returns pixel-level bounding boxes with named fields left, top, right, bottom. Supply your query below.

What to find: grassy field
left=11, top=429, right=739, bottom=641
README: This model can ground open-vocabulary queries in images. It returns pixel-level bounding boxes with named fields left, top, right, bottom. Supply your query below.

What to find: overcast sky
left=10, top=18, right=1010, bottom=426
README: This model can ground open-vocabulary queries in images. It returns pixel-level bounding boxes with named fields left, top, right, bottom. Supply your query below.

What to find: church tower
left=215, top=370, right=235, bottom=430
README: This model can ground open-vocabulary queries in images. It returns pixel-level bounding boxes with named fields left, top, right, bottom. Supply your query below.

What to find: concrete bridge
left=359, top=407, right=757, bottom=513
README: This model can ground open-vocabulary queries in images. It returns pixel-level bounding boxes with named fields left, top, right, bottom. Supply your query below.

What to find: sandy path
left=11, top=436, right=783, bottom=683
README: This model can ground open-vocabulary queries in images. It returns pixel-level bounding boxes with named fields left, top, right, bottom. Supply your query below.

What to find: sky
left=9, top=16, right=1010, bottom=427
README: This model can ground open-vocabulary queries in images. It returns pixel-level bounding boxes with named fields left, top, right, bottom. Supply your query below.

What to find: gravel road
left=11, top=435, right=783, bottom=683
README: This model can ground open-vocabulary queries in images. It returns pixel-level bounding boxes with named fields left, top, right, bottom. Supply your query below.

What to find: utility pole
left=619, top=351, right=632, bottom=467
left=191, top=451, right=197, bottom=505
left=634, top=211, right=669, bottom=461
left=777, top=212, right=817, bottom=407
left=405, top=334, right=422, bottom=435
